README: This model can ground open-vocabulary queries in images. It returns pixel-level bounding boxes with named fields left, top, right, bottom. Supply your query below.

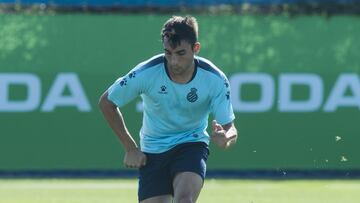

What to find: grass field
left=0, top=179, right=359, bottom=203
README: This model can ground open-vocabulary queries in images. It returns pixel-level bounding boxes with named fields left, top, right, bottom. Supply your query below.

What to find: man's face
left=163, top=38, right=199, bottom=76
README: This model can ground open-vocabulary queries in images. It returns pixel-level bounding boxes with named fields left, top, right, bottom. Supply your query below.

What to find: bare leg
left=173, top=172, right=204, bottom=203
left=140, top=194, right=172, bottom=203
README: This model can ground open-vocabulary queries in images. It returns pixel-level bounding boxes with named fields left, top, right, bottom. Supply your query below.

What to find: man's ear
left=193, top=42, right=201, bottom=54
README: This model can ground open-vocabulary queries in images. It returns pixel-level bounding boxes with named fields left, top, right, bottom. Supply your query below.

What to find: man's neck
left=169, top=62, right=195, bottom=84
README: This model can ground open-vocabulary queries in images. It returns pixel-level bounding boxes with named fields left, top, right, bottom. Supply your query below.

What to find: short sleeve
left=107, top=69, right=143, bottom=107
left=210, top=76, right=235, bottom=125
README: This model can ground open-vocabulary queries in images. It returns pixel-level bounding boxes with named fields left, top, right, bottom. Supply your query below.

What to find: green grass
left=0, top=179, right=359, bottom=203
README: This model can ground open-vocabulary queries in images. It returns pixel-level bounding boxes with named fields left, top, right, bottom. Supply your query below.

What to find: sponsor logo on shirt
left=224, top=80, right=229, bottom=88
left=129, top=71, right=136, bottom=79
left=119, top=78, right=127, bottom=86
left=158, top=85, right=168, bottom=94
left=226, top=91, right=230, bottom=100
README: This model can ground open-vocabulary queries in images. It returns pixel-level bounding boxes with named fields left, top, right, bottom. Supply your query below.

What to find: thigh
left=173, top=172, right=203, bottom=202
left=138, top=152, right=173, bottom=202
left=170, top=142, right=209, bottom=201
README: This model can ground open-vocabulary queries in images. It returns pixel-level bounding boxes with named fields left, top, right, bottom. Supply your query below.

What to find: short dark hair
left=161, top=15, right=198, bottom=48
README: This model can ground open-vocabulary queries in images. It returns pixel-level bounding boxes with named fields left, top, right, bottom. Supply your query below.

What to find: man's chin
left=170, top=68, right=183, bottom=74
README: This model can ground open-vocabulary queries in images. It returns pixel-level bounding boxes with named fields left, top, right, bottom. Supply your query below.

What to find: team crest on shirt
left=187, top=88, right=198, bottom=102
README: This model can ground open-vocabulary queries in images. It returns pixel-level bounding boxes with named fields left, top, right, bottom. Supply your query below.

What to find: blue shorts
left=138, top=141, right=209, bottom=201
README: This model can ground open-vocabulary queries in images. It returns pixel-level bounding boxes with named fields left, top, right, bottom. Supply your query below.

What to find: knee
left=174, top=193, right=195, bottom=203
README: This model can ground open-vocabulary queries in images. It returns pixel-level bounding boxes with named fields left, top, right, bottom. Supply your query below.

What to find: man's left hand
left=210, top=120, right=237, bottom=149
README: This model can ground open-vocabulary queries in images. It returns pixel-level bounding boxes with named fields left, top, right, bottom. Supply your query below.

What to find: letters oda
left=1, top=72, right=359, bottom=113
left=0, top=73, right=91, bottom=112
left=230, top=73, right=360, bottom=112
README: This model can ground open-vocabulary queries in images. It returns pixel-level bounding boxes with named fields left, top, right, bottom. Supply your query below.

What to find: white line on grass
left=0, top=182, right=137, bottom=190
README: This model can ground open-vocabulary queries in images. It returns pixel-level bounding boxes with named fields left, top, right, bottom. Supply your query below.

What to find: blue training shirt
left=107, top=54, right=235, bottom=153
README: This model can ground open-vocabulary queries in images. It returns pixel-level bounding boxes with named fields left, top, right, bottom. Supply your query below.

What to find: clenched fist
left=124, top=148, right=147, bottom=168
left=210, top=120, right=237, bottom=149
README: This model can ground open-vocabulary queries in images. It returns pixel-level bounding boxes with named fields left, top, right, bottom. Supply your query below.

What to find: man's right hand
left=124, top=148, right=147, bottom=168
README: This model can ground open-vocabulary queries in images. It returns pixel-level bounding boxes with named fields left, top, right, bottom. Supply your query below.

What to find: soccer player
left=99, top=15, right=238, bottom=203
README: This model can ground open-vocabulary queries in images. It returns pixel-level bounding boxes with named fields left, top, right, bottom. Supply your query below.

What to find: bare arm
left=98, top=91, right=146, bottom=168
left=211, top=120, right=238, bottom=149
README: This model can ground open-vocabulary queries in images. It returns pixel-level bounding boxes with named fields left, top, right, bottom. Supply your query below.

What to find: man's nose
left=170, top=56, right=179, bottom=66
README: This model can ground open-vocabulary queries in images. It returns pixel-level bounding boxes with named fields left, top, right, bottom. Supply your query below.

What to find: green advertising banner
left=0, top=14, right=359, bottom=171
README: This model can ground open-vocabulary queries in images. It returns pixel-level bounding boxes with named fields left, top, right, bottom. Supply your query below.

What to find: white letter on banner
left=323, top=74, right=360, bottom=112
left=230, top=73, right=274, bottom=112
left=41, top=73, right=91, bottom=112
left=0, top=73, right=41, bottom=112
left=279, top=74, right=323, bottom=112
